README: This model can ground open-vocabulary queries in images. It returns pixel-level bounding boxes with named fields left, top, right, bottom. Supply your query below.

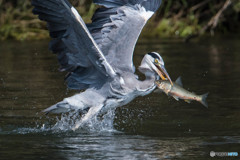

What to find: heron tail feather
left=43, top=102, right=71, bottom=114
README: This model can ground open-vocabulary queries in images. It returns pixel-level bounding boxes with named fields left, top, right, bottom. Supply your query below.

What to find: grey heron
left=32, top=0, right=173, bottom=130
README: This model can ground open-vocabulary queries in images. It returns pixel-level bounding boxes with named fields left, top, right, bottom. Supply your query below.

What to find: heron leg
left=72, top=105, right=103, bottom=131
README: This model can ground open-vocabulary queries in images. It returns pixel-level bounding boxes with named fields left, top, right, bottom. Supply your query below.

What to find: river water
left=0, top=36, right=240, bottom=159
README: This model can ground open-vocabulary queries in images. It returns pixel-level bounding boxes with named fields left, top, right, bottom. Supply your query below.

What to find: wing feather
left=88, top=0, right=162, bottom=72
left=32, top=0, right=116, bottom=89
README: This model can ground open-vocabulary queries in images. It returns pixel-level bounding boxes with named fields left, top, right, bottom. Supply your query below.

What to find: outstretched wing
left=32, top=0, right=116, bottom=89
left=88, top=0, right=162, bottom=72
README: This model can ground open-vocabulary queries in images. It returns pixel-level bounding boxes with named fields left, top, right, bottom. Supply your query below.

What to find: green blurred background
left=0, top=0, right=239, bottom=41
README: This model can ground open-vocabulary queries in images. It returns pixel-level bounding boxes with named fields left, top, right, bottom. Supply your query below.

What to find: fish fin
left=184, top=99, right=191, bottom=103
left=154, top=89, right=163, bottom=93
left=172, top=95, right=179, bottom=101
left=175, top=76, right=183, bottom=87
left=200, top=92, right=209, bottom=108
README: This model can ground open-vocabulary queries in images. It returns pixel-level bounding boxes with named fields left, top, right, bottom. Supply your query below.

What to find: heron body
left=32, top=0, right=173, bottom=129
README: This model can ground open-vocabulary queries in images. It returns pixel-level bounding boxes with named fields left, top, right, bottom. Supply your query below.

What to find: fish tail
left=200, top=92, right=209, bottom=108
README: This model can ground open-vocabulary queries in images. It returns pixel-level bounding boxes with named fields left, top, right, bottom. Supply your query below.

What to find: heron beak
left=155, top=63, right=173, bottom=86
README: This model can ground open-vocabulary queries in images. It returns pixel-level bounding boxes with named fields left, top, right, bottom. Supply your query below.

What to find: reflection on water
left=0, top=36, right=240, bottom=159
left=209, top=44, right=221, bottom=75
left=0, top=131, right=202, bottom=160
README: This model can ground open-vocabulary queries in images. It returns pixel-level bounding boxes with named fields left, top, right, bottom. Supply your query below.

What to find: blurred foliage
left=0, top=0, right=47, bottom=40
left=0, top=0, right=239, bottom=41
left=153, top=0, right=240, bottom=38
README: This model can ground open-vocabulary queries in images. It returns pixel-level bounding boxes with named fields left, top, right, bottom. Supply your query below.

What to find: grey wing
left=32, top=0, right=116, bottom=89
left=88, top=0, right=162, bottom=72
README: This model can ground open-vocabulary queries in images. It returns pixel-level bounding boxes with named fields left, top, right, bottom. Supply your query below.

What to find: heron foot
left=72, top=105, right=103, bottom=131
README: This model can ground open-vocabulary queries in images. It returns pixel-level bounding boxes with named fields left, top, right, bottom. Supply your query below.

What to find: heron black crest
left=148, top=52, right=161, bottom=60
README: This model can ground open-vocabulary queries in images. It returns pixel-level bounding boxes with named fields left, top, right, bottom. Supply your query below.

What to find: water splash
left=1, top=109, right=117, bottom=135
left=51, top=109, right=116, bottom=132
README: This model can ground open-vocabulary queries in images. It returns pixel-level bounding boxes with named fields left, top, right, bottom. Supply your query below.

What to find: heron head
left=138, top=52, right=173, bottom=85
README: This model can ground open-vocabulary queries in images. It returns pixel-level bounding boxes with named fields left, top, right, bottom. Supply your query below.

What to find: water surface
left=0, top=36, right=240, bottom=159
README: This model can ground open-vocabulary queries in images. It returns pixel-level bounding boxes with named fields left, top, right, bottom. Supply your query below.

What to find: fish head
left=155, top=80, right=172, bottom=94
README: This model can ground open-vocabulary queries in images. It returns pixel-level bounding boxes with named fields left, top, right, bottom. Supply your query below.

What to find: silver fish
left=155, top=77, right=208, bottom=107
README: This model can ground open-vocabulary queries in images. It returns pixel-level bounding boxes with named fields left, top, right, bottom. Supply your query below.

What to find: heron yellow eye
left=154, top=59, right=159, bottom=64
